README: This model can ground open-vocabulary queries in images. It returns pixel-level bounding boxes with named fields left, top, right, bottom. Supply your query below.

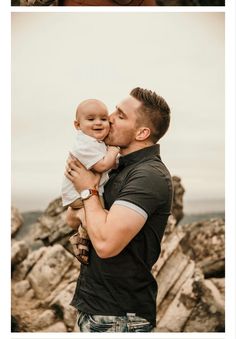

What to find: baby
left=62, top=99, right=120, bottom=265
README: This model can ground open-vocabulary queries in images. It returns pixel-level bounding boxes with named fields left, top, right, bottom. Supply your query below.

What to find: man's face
left=105, top=95, right=141, bottom=148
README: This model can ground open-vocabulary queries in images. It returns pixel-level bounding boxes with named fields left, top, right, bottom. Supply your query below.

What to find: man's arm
left=65, top=158, right=146, bottom=258
left=80, top=196, right=145, bottom=258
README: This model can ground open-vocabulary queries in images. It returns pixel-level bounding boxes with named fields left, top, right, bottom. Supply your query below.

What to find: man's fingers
left=67, top=153, right=85, bottom=169
left=69, top=153, right=85, bottom=167
left=64, top=170, right=73, bottom=180
left=69, top=161, right=82, bottom=171
left=69, top=152, right=77, bottom=160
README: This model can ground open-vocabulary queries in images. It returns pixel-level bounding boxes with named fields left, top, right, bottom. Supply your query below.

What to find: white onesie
left=61, top=130, right=109, bottom=206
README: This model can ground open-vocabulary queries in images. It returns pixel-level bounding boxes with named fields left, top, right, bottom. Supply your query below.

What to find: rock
left=28, top=244, right=74, bottom=299
left=183, top=278, right=225, bottom=332
left=11, top=315, right=20, bottom=332
left=44, top=197, right=67, bottom=217
left=32, top=309, right=56, bottom=329
left=41, top=321, right=67, bottom=332
left=171, top=176, right=185, bottom=224
left=157, top=260, right=195, bottom=322
left=12, top=247, right=46, bottom=281
left=157, top=269, right=200, bottom=332
left=11, top=207, right=24, bottom=236
left=34, top=198, right=73, bottom=250
left=210, top=278, right=225, bottom=296
left=37, top=212, right=72, bottom=245
left=11, top=240, right=29, bottom=266
left=13, top=280, right=31, bottom=297
left=14, top=211, right=44, bottom=251
left=152, top=227, right=185, bottom=275
left=154, top=216, right=225, bottom=332
left=201, top=279, right=224, bottom=313
left=10, top=182, right=225, bottom=333
left=180, top=218, right=225, bottom=278
left=24, top=288, right=35, bottom=300
left=156, top=246, right=192, bottom=307
left=50, top=282, right=77, bottom=330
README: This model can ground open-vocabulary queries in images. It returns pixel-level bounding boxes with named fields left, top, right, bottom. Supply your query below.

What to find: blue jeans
left=77, top=312, right=154, bottom=332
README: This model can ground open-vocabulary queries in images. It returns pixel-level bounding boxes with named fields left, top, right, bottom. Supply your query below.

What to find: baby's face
left=76, top=103, right=110, bottom=141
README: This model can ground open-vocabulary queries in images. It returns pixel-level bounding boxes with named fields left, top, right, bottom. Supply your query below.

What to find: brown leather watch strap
left=89, top=189, right=99, bottom=197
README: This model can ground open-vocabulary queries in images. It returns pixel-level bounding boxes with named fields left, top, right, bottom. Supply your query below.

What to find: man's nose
left=109, top=113, right=115, bottom=124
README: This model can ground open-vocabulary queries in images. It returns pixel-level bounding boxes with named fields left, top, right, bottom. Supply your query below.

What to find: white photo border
left=1, top=0, right=235, bottom=338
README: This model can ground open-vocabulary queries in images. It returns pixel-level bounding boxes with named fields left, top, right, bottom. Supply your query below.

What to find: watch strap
left=81, top=188, right=99, bottom=201
left=89, top=189, right=99, bottom=197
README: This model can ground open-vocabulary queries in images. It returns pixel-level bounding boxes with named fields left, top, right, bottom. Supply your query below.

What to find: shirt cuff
left=113, top=200, right=148, bottom=220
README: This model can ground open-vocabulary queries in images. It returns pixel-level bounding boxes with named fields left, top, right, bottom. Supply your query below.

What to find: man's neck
left=120, top=140, right=154, bottom=156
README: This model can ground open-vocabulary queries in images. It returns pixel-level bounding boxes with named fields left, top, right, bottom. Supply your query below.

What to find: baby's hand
left=107, top=146, right=120, bottom=155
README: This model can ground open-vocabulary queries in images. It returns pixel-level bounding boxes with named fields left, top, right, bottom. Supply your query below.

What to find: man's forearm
left=83, top=195, right=110, bottom=257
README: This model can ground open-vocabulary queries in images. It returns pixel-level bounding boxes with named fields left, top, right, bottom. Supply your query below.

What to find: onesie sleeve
left=71, top=136, right=107, bottom=170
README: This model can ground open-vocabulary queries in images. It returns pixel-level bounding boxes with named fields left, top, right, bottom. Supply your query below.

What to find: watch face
left=81, top=189, right=90, bottom=200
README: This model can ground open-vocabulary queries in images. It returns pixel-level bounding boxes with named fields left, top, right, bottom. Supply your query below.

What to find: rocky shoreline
left=11, top=176, right=225, bottom=332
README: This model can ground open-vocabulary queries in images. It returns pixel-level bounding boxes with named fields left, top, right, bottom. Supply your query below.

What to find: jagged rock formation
left=11, top=207, right=24, bottom=236
left=171, top=175, right=185, bottom=224
left=11, top=176, right=225, bottom=332
left=152, top=217, right=225, bottom=332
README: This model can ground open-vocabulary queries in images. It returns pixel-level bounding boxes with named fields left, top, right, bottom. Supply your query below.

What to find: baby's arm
left=92, top=146, right=120, bottom=173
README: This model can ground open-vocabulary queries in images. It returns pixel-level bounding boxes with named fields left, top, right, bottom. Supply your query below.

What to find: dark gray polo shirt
left=71, top=144, right=173, bottom=327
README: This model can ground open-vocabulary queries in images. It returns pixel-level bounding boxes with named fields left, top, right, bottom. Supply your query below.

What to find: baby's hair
left=75, top=99, right=108, bottom=121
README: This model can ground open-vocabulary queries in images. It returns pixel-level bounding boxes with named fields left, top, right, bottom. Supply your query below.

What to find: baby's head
left=74, top=99, right=110, bottom=141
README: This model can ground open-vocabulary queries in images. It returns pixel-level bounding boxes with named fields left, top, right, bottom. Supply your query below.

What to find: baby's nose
left=95, top=119, right=102, bottom=124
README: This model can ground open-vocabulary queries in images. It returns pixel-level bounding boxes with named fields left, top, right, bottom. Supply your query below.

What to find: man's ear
left=136, top=127, right=151, bottom=141
left=74, top=120, right=80, bottom=129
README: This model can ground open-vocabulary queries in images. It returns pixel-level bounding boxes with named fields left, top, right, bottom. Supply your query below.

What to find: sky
left=11, top=11, right=225, bottom=214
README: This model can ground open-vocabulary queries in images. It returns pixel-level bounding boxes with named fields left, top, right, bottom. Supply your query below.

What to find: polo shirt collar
left=118, top=144, right=160, bottom=169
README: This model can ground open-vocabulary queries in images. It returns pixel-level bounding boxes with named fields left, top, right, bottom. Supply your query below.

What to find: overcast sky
left=11, top=11, right=225, bottom=213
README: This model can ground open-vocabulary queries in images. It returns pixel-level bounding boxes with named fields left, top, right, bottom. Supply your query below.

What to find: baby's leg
left=68, top=199, right=84, bottom=262
left=69, top=207, right=90, bottom=265
left=69, top=197, right=105, bottom=265
left=76, top=224, right=90, bottom=265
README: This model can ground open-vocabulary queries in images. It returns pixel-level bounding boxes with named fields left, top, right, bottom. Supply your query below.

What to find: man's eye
left=119, top=115, right=124, bottom=119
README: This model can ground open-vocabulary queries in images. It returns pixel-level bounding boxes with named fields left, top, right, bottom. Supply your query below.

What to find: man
left=65, top=87, right=173, bottom=332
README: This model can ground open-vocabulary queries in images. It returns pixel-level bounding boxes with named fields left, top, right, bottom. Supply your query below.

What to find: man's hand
left=65, top=153, right=101, bottom=192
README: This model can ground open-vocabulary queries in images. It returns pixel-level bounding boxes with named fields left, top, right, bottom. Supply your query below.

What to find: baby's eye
left=101, top=118, right=108, bottom=121
left=88, top=118, right=94, bottom=121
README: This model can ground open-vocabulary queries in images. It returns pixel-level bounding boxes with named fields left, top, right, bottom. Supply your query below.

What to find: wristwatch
left=80, top=188, right=99, bottom=201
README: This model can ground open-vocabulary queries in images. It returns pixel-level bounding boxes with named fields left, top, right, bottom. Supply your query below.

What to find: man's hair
left=130, top=87, right=171, bottom=143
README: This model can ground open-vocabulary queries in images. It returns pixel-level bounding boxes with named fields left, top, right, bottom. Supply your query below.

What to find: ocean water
left=16, top=198, right=225, bottom=236
left=183, top=198, right=224, bottom=214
